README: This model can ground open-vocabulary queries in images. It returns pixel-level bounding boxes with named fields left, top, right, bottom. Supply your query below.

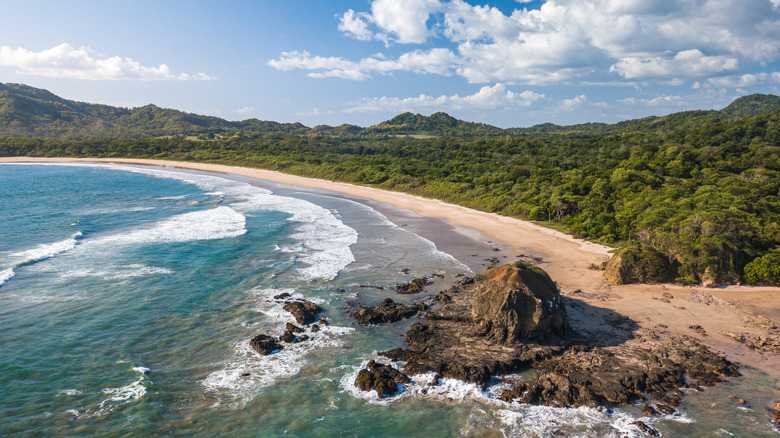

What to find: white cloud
left=706, top=72, right=780, bottom=88
left=0, top=43, right=213, bottom=81
left=618, top=95, right=683, bottom=106
left=294, top=108, right=334, bottom=117
left=269, top=49, right=458, bottom=80
left=611, top=49, right=739, bottom=79
left=338, top=10, right=375, bottom=41
left=236, top=107, right=258, bottom=116
left=346, top=84, right=543, bottom=113
left=561, top=94, right=588, bottom=110
left=278, top=0, right=780, bottom=85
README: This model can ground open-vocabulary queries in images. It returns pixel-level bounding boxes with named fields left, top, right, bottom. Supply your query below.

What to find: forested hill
left=1, top=84, right=779, bottom=286
left=2, top=83, right=780, bottom=139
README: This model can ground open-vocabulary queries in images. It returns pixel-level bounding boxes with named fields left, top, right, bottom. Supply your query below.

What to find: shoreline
left=2, top=157, right=779, bottom=382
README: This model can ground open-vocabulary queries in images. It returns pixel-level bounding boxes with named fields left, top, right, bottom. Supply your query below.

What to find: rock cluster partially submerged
left=352, top=298, right=427, bottom=325
left=249, top=295, right=324, bottom=356
left=354, top=262, right=739, bottom=414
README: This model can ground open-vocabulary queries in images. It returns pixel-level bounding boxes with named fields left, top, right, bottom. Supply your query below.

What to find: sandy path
left=3, top=157, right=779, bottom=380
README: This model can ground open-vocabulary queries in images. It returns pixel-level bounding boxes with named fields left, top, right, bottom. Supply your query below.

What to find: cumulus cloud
left=273, top=0, right=780, bottom=85
left=346, top=84, right=543, bottom=113
left=610, top=50, right=739, bottom=79
left=338, top=10, right=375, bottom=41
left=0, top=43, right=213, bottom=80
left=706, top=72, right=780, bottom=88
left=269, top=49, right=458, bottom=80
left=619, top=95, right=684, bottom=106
left=561, top=94, right=588, bottom=110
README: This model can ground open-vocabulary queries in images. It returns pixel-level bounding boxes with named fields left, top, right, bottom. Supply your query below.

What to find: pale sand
left=3, top=157, right=779, bottom=381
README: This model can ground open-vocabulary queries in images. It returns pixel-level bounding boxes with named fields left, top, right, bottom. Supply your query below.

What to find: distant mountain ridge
left=1, top=83, right=779, bottom=139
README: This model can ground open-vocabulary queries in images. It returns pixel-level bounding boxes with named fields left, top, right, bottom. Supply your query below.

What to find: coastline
left=2, top=156, right=779, bottom=383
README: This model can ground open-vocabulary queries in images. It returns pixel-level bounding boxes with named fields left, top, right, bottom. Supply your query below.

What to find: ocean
left=0, top=163, right=776, bottom=437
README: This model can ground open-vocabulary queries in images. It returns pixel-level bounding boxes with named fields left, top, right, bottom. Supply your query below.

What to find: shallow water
left=1, top=164, right=777, bottom=437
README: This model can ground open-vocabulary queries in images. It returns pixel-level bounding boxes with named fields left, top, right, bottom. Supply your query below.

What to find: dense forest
left=1, top=84, right=779, bottom=285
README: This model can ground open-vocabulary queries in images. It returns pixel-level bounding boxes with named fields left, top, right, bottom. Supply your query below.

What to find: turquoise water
left=1, top=164, right=777, bottom=437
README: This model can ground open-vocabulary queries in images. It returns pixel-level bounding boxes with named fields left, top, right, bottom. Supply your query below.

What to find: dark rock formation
left=280, top=330, right=297, bottom=343
left=370, top=263, right=739, bottom=411
left=250, top=334, right=283, bottom=355
left=499, top=335, right=738, bottom=408
left=283, top=300, right=322, bottom=325
left=286, top=322, right=304, bottom=333
left=354, top=360, right=411, bottom=398
left=352, top=298, right=427, bottom=325
left=396, top=277, right=431, bottom=294
left=471, top=264, right=568, bottom=343
left=633, top=421, right=660, bottom=436
left=382, top=266, right=566, bottom=387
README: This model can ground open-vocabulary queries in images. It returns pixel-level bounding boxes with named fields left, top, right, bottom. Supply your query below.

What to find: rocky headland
left=354, top=263, right=740, bottom=418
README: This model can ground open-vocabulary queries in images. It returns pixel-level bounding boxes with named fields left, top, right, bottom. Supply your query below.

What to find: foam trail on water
left=92, top=206, right=246, bottom=246
left=13, top=232, right=82, bottom=265
left=0, top=232, right=82, bottom=287
left=94, top=362, right=151, bottom=416
left=0, top=268, right=15, bottom=287
left=109, top=165, right=358, bottom=281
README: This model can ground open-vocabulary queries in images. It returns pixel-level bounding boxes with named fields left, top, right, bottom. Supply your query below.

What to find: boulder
left=396, top=277, right=431, bottom=294
left=283, top=300, right=322, bottom=325
left=249, top=334, right=283, bottom=355
left=352, top=298, right=427, bottom=325
left=286, top=322, right=304, bottom=333
left=603, top=245, right=676, bottom=285
left=354, top=360, right=411, bottom=398
left=471, top=264, right=569, bottom=343
left=280, top=330, right=297, bottom=343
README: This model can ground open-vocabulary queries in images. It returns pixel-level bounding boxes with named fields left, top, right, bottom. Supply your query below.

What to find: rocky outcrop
left=604, top=245, right=676, bottom=285
left=250, top=334, right=283, bottom=355
left=352, top=298, right=427, bottom=325
left=499, top=334, right=738, bottom=409
left=382, top=265, right=567, bottom=387
left=250, top=298, right=323, bottom=357
left=471, top=264, right=568, bottom=343
left=283, top=300, right=322, bottom=325
left=366, top=263, right=739, bottom=411
left=396, top=277, right=432, bottom=294
left=354, top=360, right=411, bottom=398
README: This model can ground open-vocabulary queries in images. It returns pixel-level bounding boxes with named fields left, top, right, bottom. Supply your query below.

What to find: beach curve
left=2, top=156, right=779, bottom=380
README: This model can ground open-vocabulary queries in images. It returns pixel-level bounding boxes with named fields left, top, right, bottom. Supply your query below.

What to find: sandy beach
left=3, top=156, right=779, bottom=382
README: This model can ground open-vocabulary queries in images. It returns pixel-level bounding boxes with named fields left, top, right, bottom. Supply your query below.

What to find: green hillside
left=4, top=82, right=778, bottom=140
left=1, top=84, right=779, bottom=286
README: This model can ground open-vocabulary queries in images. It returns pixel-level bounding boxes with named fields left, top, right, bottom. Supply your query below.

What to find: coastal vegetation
left=1, top=84, right=778, bottom=286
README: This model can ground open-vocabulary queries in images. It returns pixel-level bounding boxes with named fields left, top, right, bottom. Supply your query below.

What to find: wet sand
left=3, top=157, right=779, bottom=383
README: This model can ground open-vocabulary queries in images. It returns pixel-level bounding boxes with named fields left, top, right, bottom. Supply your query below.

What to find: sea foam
left=0, top=232, right=83, bottom=288
left=13, top=232, right=82, bottom=265
left=340, top=355, right=658, bottom=437
left=98, top=364, right=150, bottom=413
left=92, top=206, right=246, bottom=246
left=202, top=288, right=353, bottom=407
left=111, top=165, right=359, bottom=281
left=0, top=268, right=15, bottom=286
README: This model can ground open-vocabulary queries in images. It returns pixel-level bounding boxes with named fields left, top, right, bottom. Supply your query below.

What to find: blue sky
left=1, top=0, right=779, bottom=128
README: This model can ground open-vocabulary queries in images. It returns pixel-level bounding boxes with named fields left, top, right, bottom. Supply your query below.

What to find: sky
left=1, top=0, right=780, bottom=128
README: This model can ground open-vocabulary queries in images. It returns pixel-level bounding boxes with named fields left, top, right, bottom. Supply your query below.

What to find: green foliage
left=743, top=249, right=780, bottom=285
left=1, top=84, right=779, bottom=285
left=721, top=94, right=780, bottom=117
